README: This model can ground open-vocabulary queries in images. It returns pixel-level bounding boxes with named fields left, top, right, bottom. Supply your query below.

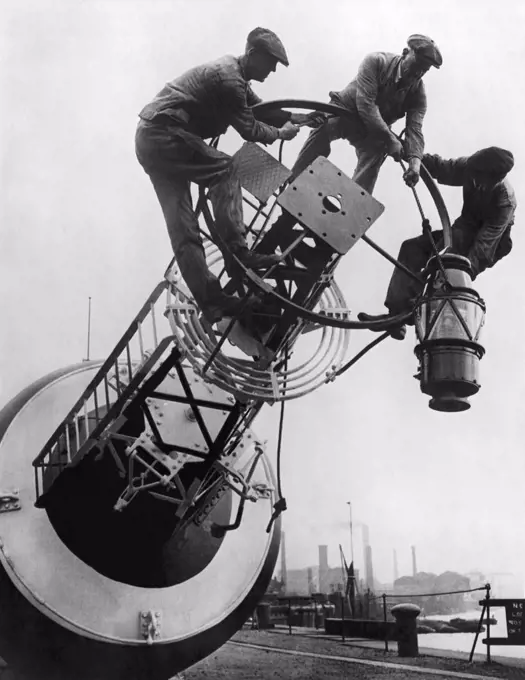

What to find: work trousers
left=384, top=220, right=513, bottom=314
left=291, top=112, right=388, bottom=194
left=135, top=119, right=246, bottom=321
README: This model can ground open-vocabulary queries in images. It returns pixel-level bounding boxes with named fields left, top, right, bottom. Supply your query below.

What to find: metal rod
left=137, top=320, right=145, bottom=359
left=83, top=402, right=89, bottom=446
left=335, top=333, right=389, bottom=378
left=468, top=602, right=486, bottom=663
left=114, top=359, right=121, bottom=396
left=126, top=344, right=133, bottom=383
left=65, top=424, right=71, bottom=463
left=93, top=388, right=100, bottom=425
left=279, top=231, right=306, bottom=260
left=399, top=159, right=426, bottom=221
left=86, top=296, right=92, bottom=361
left=150, top=303, right=159, bottom=348
left=243, top=195, right=271, bottom=219
left=103, top=375, right=111, bottom=411
left=149, top=391, right=234, bottom=412
left=361, top=235, right=423, bottom=284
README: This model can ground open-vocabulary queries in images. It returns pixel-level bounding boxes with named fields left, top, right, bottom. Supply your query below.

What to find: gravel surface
left=181, top=629, right=525, bottom=680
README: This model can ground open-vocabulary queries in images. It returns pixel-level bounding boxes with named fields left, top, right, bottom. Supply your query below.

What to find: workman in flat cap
left=135, top=28, right=321, bottom=325
left=358, top=146, right=517, bottom=339
left=291, top=34, right=443, bottom=194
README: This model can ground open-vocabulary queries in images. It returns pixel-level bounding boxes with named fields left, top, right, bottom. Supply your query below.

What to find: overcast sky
left=1, top=0, right=525, bottom=589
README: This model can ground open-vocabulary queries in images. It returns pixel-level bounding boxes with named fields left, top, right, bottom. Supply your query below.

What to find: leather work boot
left=216, top=294, right=265, bottom=322
left=389, top=324, right=407, bottom=341
left=232, top=247, right=281, bottom=271
left=357, top=311, right=407, bottom=341
left=205, top=293, right=251, bottom=324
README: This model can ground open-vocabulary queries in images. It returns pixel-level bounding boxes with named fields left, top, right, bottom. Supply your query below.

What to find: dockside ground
left=184, top=626, right=525, bottom=679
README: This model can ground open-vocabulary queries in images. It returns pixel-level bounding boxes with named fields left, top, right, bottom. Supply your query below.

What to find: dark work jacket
left=138, top=55, right=290, bottom=143
left=423, top=153, right=517, bottom=276
left=330, top=52, right=427, bottom=160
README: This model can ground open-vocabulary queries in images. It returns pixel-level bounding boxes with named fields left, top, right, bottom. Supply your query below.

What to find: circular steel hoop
left=242, top=98, right=452, bottom=330
left=164, top=269, right=351, bottom=402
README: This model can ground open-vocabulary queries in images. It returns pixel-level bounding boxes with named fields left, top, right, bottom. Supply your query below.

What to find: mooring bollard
left=255, top=603, right=272, bottom=630
left=391, top=603, right=421, bottom=657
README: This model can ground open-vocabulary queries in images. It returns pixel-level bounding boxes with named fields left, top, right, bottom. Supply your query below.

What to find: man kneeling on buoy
left=358, top=146, right=516, bottom=340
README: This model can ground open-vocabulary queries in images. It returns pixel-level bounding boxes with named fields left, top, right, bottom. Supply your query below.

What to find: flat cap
left=246, top=27, right=289, bottom=67
left=467, top=146, right=514, bottom=176
left=407, top=34, right=443, bottom=68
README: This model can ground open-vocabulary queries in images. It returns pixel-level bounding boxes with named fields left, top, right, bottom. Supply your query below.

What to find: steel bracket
left=139, top=610, right=162, bottom=645
left=277, top=157, right=385, bottom=254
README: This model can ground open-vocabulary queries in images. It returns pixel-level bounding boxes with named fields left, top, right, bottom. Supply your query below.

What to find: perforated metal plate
left=232, top=142, right=290, bottom=203
left=277, top=157, right=385, bottom=255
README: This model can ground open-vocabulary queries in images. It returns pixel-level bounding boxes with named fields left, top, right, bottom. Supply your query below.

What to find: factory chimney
left=393, top=549, right=399, bottom=583
left=411, top=545, right=417, bottom=577
left=318, top=545, right=329, bottom=593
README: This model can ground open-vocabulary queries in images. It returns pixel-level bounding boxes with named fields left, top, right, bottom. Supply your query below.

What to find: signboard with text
left=481, top=598, right=525, bottom=646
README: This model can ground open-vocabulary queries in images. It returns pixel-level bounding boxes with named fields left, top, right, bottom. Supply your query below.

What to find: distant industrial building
left=277, top=544, right=361, bottom=596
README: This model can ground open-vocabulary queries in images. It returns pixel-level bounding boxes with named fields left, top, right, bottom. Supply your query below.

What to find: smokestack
left=393, top=549, right=399, bottom=583
left=411, top=545, right=417, bottom=577
left=365, top=545, right=375, bottom=591
left=361, top=523, right=370, bottom=587
left=280, top=532, right=287, bottom=591
left=307, top=567, right=314, bottom=594
left=318, top=545, right=329, bottom=593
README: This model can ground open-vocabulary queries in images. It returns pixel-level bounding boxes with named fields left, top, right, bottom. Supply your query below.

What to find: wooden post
left=486, top=584, right=491, bottom=663
left=383, top=594, right=389, bottom=653
left=288, top=598, right=292, bottom=635
left=341, top=591, right=346, bottom=642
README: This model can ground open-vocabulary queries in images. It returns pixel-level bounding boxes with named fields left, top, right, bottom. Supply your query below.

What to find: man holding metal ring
left=291, top=34, right=443, bottom=194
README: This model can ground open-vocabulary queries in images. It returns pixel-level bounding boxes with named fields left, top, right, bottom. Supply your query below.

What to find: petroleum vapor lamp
left=414, top=253, right=486, bottom=412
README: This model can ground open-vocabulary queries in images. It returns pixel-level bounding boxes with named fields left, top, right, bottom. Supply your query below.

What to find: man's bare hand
left=387, top=138, right=404, bottom=162
left=278, top=121, right=300, bottom=140
left=403, top=157, right=421, bottom=187
left=403, top=168, right=420, bottom=187
left=291, top=112, right=327, bottom=128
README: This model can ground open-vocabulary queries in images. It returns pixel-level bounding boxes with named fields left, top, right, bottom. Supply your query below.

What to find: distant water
left=420, top=610, right=525, bottom=660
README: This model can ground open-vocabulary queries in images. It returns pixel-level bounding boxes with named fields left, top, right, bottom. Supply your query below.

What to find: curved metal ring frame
left=165, top=100, right=452, bottom=401
left=241, top=99, right=452, bottom=330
